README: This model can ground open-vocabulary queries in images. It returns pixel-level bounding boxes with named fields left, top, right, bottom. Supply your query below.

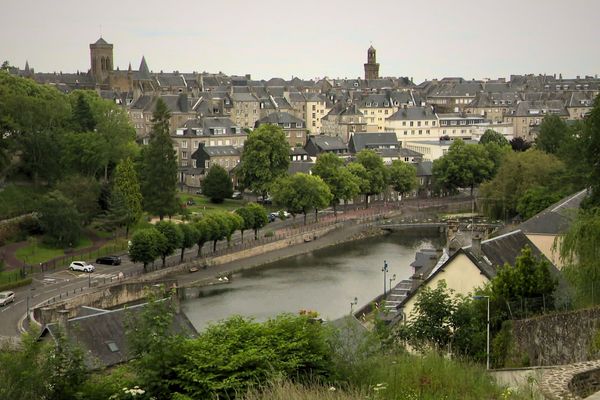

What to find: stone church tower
left=364, top=45, right=380, bottom=80
left=90, top=37, right=113, bottom=83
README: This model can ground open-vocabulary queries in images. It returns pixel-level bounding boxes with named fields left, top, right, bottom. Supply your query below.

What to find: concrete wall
left=512, top=307, right=600, bottom=366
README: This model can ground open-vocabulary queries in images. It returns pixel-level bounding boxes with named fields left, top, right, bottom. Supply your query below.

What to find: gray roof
left=513, top=100, right=568, bottom=117
left=231, top=92, right=258, bottom=102
left=288, top=161, right=314, bottom=175
left=306, top=135, right=348, bottom=151
left=92, top=37, right=110, bottom=46
left=350, top=132, right=399, bottom=152
left=40, top=301, right=196, bottom=369
left=257, top=111, right=304, bottom=126
left=415, top=160, right=432, bottom=176
left=387, top=106, right=437, bottom=121
left=518, top=190, right=586, bottom=235
left=290, top=147, right=309, bottom=156
left=202, top=146, right=240, bottom=157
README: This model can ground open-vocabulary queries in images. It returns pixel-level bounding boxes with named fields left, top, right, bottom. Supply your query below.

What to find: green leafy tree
left=510, top=137, right=532, bottom=152
left=193, top=218, right=213, bottom=257
left=246, top=202, right=268, bottom=239
left=0, top=328, right=87, bottom=400
left=201, top=165, right=233, bottom=203
left=178, top=223, right=199, bottom=263
left=154, top=221, right=183, bottom=268
left=206, top=212, right=230, bottom=252
left=112, top=158, right=143, bottom=237
left=129, top=228, right=165, bottom=272
left=272, top=173, right=332, bottom=224
left=387, top=160, right=418, bottom=198
left=55, top=174, right=101, bottom=226
left=559, top=207, right=600, bottom=307
left=172, top=314, right=332, bottom=399
left=139, top=98, right=178, bottom=220
left=347, top=162, right=370, bottom=204
left=126, top=288, right=186, bottom=399
left=225, top=212, right=243, bottom=246
left=479, top=129, right=509, bottom=146
left=235, top=207, right=254, bottom=243
left=432, top=139, right=494, bottom=195
left=71, top=92, right=96, bottom=132
left=237, top=124, right=290, bottom=199
left=479, top=150, right=566, bottom=219
left=516, top=186, right=562, bottom=219
left=312, top=153, right=360, bottom=214
left=354, top=150, right=387, bottom=208
left=581, top=97, right=600, bottom=206
left=536, top=115, right=568, bottom=155
left=491, top=245, right=558, bottom=302
left=38, top=190, right=82, bottom=247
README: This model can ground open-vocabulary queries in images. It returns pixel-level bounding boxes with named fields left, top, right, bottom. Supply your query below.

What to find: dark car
left=95, top=255, right=121, bottom=265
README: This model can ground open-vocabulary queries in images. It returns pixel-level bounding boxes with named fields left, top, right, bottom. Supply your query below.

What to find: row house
left=255, top=111, right=308, bottom=148
left=567, top=92, right=595, bottom=119
left=304, top=135, right=348, bottom=159
left=464, top=92, right=520, bottom=122
left=128, top=93, right=197, bottom=142
left=230, top=92, right=261, bottom=128
left=504, top=100, right=569, bottom=140
left=385, top=106, right=438, bottom=146
left=356, top=93, right=398, bottom=132
left=424, top=79, right=483, bottom=112
left=321, top=104, right=367, bottom=143
left=437, top=113, right=486, bottom=140
left=172, top=117, right=245, bottom=169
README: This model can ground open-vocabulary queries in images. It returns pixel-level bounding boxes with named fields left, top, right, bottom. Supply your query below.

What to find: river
left=182, top=231, right=444, bottom=331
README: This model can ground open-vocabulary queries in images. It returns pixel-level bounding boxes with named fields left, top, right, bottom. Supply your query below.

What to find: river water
left=183, top=232, right=444, bottom=331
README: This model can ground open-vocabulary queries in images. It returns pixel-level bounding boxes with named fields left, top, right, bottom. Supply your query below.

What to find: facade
left=504, top=100, right=569, bottom=140
left=230, top=92, right=261, bottom=128
left=404, top=139, right=478, bottom=161
left=255, top=111, right=307, bottom=147
left=385, top=106, right=438, bottom=145
left=437, top=113, right=486, bottom=140
left=321, top=104, right=367, bottom=143
left=304, top=135, right=348, bottom=158
left=128, top=94, right=197, bottom=141
left=304, top=93, right=329, bottom=134
left=356, top=94, right=398, bottom=132
left=191, top=144, right=241, bottom=172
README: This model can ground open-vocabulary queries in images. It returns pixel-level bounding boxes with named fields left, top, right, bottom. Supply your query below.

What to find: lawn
left=177, top=192, right=246, bottom=217
left=15, top=236, right=93, bottom=265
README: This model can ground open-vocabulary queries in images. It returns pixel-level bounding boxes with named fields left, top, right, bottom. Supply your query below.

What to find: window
left=312, top=112, right=316, bottom=118
left=182, top=151, right=188, bottom=159
left=425, top=121, right=428, bottom=126
left=192, top=160, right=197, bottom=168
left=410, top=121, right=414, bottom=127
left=417, top=121, right=421, bottom=127
left=402, top=121, right=406, bottom=126
left=296, top=131, right=303, bottom=137
left=312, top=105, right=316, bottom=111
left=286, top=131, right=290, bottom=137
left=193, top=140, right=199, bottom=148
left=181, top=141, right=188, bottom=148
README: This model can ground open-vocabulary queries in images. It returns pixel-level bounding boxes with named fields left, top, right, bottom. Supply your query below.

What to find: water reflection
left=183, top=232, right=444, bottom=331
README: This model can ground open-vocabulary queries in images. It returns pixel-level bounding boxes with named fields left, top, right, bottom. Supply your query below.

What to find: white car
left=0, top=291, right=15, bottom=306
left=69, top=261, right=95, bottom=273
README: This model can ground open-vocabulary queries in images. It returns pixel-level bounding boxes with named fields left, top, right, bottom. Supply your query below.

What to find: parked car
left=69, top=261, right=95, bottom=273
left=257, top=195, right=273, bottom=204
left=0, top=291, right=15, bottom=306
left=232, top=191, right=243, bottom=200
left=278, top=210, right=291, bottom=218
left=96, top=255, right=121, bottom=265
left=268, top=213, right=277, bottom=223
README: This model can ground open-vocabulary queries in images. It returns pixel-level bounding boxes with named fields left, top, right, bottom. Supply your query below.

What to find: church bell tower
left=364, top=45, right=380, bottom=80
left=90, top=37, right=113, bottom=84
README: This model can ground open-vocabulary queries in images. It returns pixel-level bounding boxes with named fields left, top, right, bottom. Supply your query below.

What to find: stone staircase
left=384, top=280, right=412, bottom=314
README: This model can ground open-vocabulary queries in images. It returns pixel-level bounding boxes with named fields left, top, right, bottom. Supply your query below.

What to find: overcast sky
left=1, top=0, right=598, bottom=82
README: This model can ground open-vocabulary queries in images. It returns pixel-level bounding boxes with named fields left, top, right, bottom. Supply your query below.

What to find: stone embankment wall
left=512, top=307, right=600, bottom=366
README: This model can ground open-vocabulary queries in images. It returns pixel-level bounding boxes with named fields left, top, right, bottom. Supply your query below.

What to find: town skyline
left=2, top=0, right=600, bottom=82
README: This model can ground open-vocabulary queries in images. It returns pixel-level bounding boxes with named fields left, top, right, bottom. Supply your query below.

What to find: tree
left=55, top=174, right=101, bottom=226
left=129, top=228, right=165, bottom=272
left=246, top=202, right=268, bottom=239
left=491, top=246, right=558, bottom=305
left=226, top=212, right=244, bottom=246
left=139, top=98, right=178, bottom=220
left=355, top=150, right=387, bottom=208
left=432, top=139, right=494, bottom=195
left=201, top=165, right=233, bottom=203
left=154, top=221, right=183, bottom=267
left=193, top=218, right=214, bottom=257
left=536, top=115, right=568, bottom=155
left=71, top=92, right=96, bottom=132
left=387, top=160, right=417, bottom=198
left=479, top=150, right=566, bottom=219
left=516, top=186, right=562, bottom=220
left=312, top=153, right=360, bottom=214
left=206, top=212, right=230, bottom=252
left=172, top=315, right=332, bottom=399
left=112, top=157, right=143, bottom=237
left=510, top=137, right=532, bottom=152
left=237, top=124, right=290, bottom=199
left=235, top=207, right=254, bottom=243
left=38, top=190, right=82, bottom=247
left=398, top=281, right=456, bottom=351
left=272, top=173, right=332, bottom=224
left=178, top=223, right=199, bottom=263
left=481, top=141, right=511, bottom=177
left=479, top=129, right=509, bottom=146
left=581, top=96, right=600, bottom=207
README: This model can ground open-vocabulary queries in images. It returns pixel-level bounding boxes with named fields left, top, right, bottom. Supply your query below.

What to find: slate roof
left=40, top=301, right=196, bottom=369
left=306, top=135, right=348, bottom=151
left=414, top=160, right=432, bottom=176
left=231, top=92, right=258, bottom=102
left=288, top=161, right=314, bottom=175
left=387, top=106, right=437, bottom=121
left=201, top=146, right=240, bottom=157
left=349, top=132, right=399, bottom=153
left=257, top=111, right=304, bottom=126
left=290, top=147, right=309, bottom=156
left=518, top=189, right=587, bottom=235
left=513, top=100, right=568, bottom=117
left=92, top=37, right=110, bottom=46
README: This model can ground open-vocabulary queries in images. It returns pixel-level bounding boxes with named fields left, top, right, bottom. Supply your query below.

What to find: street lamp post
left=389, top=274, right=396, bottom=294
left=350, top=297, right=358, bottom=314
left=473, top=295, right=490, bottom=370
left=382, top=260, right=388, bottom=297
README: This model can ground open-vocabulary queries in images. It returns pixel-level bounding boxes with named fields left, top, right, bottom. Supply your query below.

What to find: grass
left=177, top=192, right=246, bottom=217
left=0, top=269, right=24, bottom=285
left=15, top=236, right=93, bottom=265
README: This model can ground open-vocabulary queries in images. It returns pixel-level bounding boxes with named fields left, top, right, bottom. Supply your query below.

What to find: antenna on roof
left=99, top=24, right=102, bottom=38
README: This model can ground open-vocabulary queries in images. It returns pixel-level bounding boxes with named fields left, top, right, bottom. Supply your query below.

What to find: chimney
left=57, top=309, right=70, bottom=337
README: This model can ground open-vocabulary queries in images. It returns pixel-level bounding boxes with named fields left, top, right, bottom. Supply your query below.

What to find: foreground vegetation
left=0, top=292, right=539, bottom=400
